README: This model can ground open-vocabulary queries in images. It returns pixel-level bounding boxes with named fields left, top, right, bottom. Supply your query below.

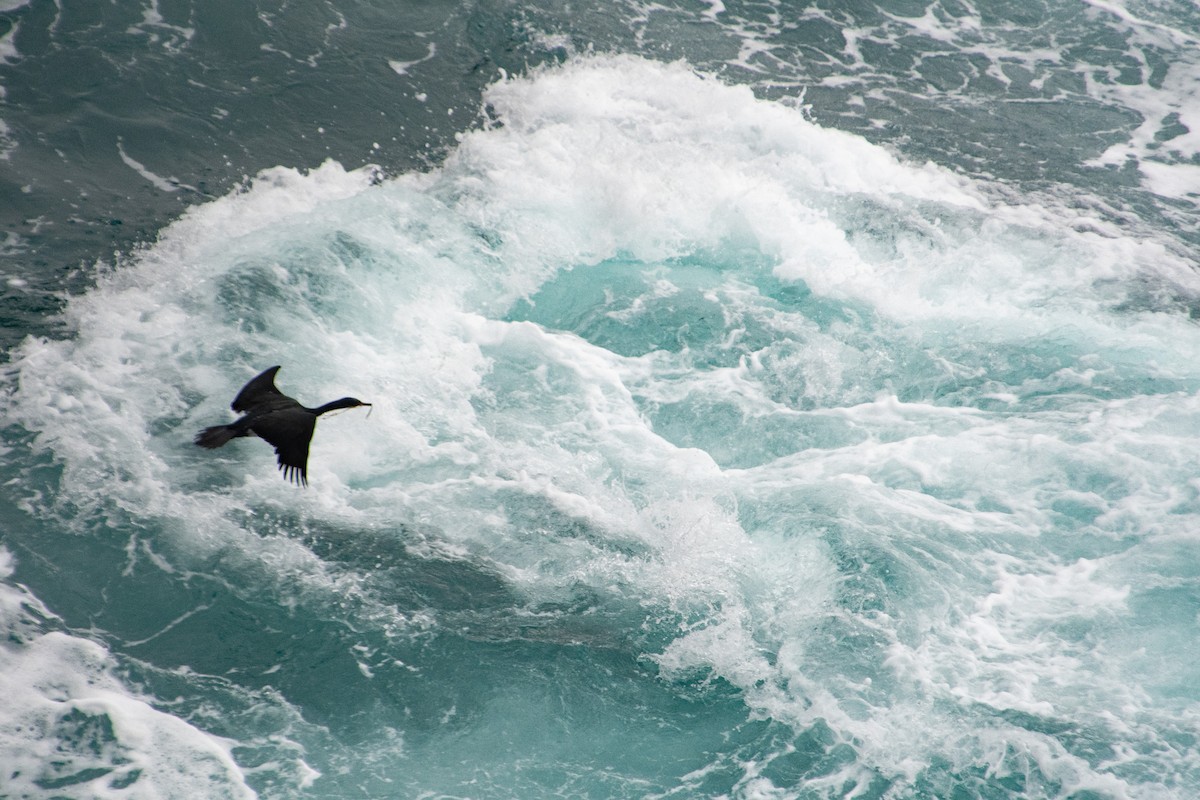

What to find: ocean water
left=2, top=1, right=1200, bottom=798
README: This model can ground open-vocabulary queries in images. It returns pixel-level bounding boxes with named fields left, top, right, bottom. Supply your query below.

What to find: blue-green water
left=3, top=2, right=1200, bottom=798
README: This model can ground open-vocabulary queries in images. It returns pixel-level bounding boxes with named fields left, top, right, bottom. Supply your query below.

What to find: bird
left=194, top=365, right=371, bottom=486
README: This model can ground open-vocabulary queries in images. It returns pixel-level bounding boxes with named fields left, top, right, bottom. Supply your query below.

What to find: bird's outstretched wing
left=249, top=409, right=315, bottom=487
left=232, top=365, right=291, bottom=413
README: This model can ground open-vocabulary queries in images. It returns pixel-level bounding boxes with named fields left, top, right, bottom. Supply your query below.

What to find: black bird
left=194, top=365, right=371, bottom=486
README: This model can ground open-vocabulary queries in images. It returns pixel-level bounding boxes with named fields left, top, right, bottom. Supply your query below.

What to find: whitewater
left=2, top=1, right=1200, bottom=798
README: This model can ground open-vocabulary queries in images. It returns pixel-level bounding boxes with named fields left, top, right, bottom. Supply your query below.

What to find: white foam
left=0, top=549, right=257, bottom=798
left=1078, top=0, right=1200, bottom=202
left=117, top=139, right=201, bottom=194
left=126, top=0, right=194, bottom=51
left=0, top=17, right=19, bottom=64
left=4, top=54, right=1200, bottom=795
left=388, top=42, right=437, bottom=76
left=459, top=56, right=1200, bottom=325
left=1138, top=159, right=1200, bottom=200
left=700, top=0, right=1200, bottom=215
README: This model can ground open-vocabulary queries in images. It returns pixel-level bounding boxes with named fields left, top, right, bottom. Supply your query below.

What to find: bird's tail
left=194, top=424, right=239, bottom=449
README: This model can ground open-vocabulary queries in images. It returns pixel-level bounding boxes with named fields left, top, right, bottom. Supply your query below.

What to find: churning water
left=2, top=1, right=1200, bottom=797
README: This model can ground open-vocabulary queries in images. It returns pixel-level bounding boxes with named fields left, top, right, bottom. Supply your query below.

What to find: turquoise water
left=3, top=2, right=1200, bottom=798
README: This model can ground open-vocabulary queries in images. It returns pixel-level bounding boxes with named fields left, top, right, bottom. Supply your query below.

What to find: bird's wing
left=249, top=410, right=315, bottom=487
left=232, top=365, right=288, bottom=413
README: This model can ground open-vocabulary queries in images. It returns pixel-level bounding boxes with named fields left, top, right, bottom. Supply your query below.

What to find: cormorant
left=194, top=365, right=371, bottom=486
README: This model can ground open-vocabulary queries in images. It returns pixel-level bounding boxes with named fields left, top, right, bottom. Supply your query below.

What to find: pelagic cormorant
left=194, top=365, right=371, bottom=486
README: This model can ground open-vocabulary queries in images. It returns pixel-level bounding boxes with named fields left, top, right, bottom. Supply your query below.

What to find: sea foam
left=0, top=549, right=260, bottom=798
left=3, top=54, right=1199, bottom=796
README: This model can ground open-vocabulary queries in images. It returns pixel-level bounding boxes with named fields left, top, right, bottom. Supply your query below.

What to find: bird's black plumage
left=194, top=365, right=371, bottom=486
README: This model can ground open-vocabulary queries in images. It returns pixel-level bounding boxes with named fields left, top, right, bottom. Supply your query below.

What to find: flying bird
left=194, top=365, right=371, bottom=486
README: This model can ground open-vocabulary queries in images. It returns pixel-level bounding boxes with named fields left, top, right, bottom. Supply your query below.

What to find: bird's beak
left=363, top=403, right=373, bottom=418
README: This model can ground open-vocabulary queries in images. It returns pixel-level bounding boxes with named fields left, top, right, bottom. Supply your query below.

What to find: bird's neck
left=311, top=397, right=361, bottom=416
